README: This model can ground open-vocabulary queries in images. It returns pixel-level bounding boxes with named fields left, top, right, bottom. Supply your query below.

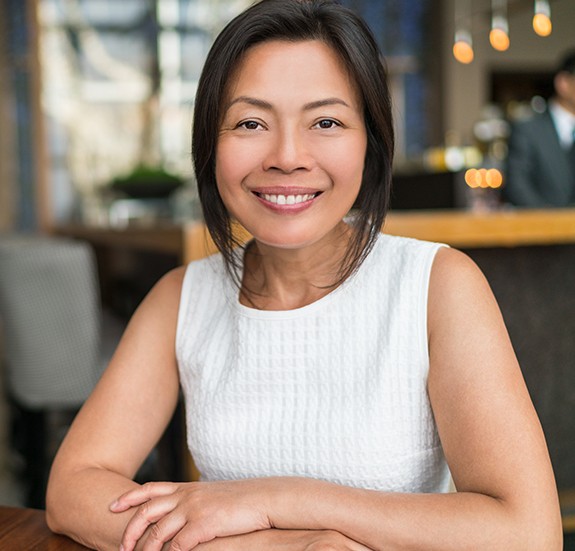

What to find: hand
left=110, top=479, right=274, bottom=551
left=192, top=529, right=376, bottom=551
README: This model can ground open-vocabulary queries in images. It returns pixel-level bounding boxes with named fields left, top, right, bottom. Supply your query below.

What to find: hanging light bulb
left=453, top=0, right=474, bottom=64
left=453, top=29, right=474, bottom=64
left=490, top=0, right=510, bottom=51
left=533, top=0, right=552, bottom=37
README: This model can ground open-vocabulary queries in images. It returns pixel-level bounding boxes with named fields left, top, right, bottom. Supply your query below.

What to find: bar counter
left=56, top=208, right=575, bottom=264
left=383, top=208, right=575, bottom=248
left=183, top=207, right=575, bottom=260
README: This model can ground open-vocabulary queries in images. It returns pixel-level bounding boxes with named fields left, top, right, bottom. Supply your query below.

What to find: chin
left=241, top=217, right=350, bottom=252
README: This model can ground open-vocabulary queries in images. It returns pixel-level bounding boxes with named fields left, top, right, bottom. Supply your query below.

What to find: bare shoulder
left=426, top=245, right=516, bottom=394
left=149, top=265, right=187, bottom=301
left=132, top=265, right=187, bottom=320
left=429, top=246, right=490, bottom=297
left=111, top=265, right=187, bottom=370
left=427, top=247, right=497, bottom=339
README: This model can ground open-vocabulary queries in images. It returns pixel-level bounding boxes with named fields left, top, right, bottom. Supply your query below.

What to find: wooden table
left=0, top=506, right=90, bottom=550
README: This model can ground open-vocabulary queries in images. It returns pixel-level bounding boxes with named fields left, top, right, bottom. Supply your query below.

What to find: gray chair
left=0, top=234, right=123, bottom=507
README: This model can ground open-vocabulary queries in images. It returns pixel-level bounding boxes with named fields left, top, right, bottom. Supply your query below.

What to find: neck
left=240, top=222, right=353, bottom=310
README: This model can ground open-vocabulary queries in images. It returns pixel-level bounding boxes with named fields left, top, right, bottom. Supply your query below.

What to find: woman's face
left=215, top=39, right=367, bottom=251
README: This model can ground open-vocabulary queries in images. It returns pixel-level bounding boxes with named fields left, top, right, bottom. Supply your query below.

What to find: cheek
left=215, top=142, right=242, bottom=195
left=322, top=137, right=366, bottom=186
left=215, top=139, right=262, bottom=190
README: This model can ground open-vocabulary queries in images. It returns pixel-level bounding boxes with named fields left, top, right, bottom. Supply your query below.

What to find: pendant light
left=490, top=0, right=510, bottom=51
left=453, top=0, right=474, bottom=64
left=533, top=0, right=552, bottom=37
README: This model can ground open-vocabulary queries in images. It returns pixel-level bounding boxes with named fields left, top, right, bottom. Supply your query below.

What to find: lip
left=251, top=187, right=322, bottom=213
left=251, top=186, right=322, bottom=196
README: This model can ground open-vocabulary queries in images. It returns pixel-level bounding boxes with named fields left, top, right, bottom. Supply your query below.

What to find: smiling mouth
left=254, top=192, right=321, bottom=205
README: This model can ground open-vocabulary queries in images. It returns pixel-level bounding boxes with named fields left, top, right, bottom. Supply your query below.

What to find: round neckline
left=225, top=234, right=383, bottom=320
left=231, top=277, right=350, bottom=319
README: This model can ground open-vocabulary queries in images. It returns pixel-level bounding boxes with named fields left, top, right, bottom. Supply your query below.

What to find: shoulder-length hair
left=192, top=0, right=394, bottom=287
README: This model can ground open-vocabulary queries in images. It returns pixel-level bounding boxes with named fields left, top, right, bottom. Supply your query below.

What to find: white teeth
left=262, top=193, right=316, bottom=204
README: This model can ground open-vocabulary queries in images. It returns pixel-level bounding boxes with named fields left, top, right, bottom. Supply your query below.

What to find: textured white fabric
left=176, top=234, right=451, bottom=493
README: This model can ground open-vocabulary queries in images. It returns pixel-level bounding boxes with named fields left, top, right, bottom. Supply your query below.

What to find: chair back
left=0, top=235, right=102, bottom=408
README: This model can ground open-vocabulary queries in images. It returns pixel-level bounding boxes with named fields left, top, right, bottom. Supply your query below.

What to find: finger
left=110, top=482, right=177, bottom=512
left=138, top=514, right=186, bottom=551
left=168, top=523, right=211, bottom=551
left=120, top=497, right=177, bottom=551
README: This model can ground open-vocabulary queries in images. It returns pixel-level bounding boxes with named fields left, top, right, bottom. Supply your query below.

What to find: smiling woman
left=45, top=1, right=562, bottom=550
left=215, top=40, right=367, bottom=267
left=194, top=0, right=394, bottom=292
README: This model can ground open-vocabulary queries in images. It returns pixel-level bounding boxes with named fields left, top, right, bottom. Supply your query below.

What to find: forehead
left=223, top=39, right=361, bottom=106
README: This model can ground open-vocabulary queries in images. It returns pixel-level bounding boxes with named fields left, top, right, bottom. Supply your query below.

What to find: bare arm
left=115, top=249, right=562, bottom=551
left=45, top=267, right=185, bottom=550
left=280, top=249, right=562, bottom=551
left=193, top=529, right=375, bottom=551
left=272, top=248, right=562, bottom=550
left=273, top=249, right=561, bottom=549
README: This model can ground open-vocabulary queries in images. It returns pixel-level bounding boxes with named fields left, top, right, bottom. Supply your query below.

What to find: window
left=38, top=0, right=250, bottom=221
left=36, top=0, right=439, bottom=222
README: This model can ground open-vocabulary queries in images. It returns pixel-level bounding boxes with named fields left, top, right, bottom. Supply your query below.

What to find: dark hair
left=192, top=0, right=394, bottom=287
left=556, top=49, right=575, bottom=76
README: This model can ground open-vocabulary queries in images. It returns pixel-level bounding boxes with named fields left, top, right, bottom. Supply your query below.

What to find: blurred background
left=2, top=0, right=574, bottom=231
left=1, top=0, right=575, bottom=542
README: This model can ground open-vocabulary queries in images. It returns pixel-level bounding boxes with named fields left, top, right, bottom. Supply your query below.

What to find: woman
left=46, top=1, right=562, bottom=549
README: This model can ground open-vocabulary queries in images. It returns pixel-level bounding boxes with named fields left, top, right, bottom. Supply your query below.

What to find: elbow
left=45, top=472, right=69, bottom=535
left=45, top=489, right=64, bottom=534
left=44, top=507, right=59, bottom=534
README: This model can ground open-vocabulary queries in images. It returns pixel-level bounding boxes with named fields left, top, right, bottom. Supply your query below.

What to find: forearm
left=194, top=529, right=375, bottom=550
left=269, top=477, right=560, bottom=551
left=46, top=466, right=141, bottom=551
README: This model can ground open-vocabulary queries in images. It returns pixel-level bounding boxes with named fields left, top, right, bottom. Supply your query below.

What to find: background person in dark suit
left=504, top=50, right=575, bottom=207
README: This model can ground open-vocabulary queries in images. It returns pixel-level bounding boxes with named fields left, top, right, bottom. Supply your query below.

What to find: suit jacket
left=504, top=110, right=575, bottom=207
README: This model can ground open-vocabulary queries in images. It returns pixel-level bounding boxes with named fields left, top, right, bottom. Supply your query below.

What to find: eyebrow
left=225, top=96, right=352, bottom=111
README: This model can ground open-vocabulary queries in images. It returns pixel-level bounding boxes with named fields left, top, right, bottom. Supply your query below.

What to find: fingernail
left=110, top=500, right=119, bottom=511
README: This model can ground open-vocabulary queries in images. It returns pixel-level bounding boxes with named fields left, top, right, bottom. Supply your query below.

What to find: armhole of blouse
left=175, top=262, right=194, bottom=360
left=418, top=243, right=449, bottom=374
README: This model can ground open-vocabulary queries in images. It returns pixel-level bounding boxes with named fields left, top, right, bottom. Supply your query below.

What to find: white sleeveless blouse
left=176, top=234, right=451, bottom=493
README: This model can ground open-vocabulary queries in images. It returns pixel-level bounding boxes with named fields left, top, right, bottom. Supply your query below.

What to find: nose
left=262, top=127, right=313, bottom=173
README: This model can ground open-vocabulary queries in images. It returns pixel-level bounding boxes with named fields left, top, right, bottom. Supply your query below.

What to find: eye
left=314, top=119, right=341, bottom=130
left=237, top=120, right=264, bottom=131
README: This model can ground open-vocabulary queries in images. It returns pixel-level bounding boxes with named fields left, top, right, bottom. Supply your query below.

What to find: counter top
left=56, top=222, right=183, bottom=257
left=54, top=208, right=575, bottom=264
left=383, top=208, right=575, bottom=248
left=182, top=208, right=575, bottom=261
